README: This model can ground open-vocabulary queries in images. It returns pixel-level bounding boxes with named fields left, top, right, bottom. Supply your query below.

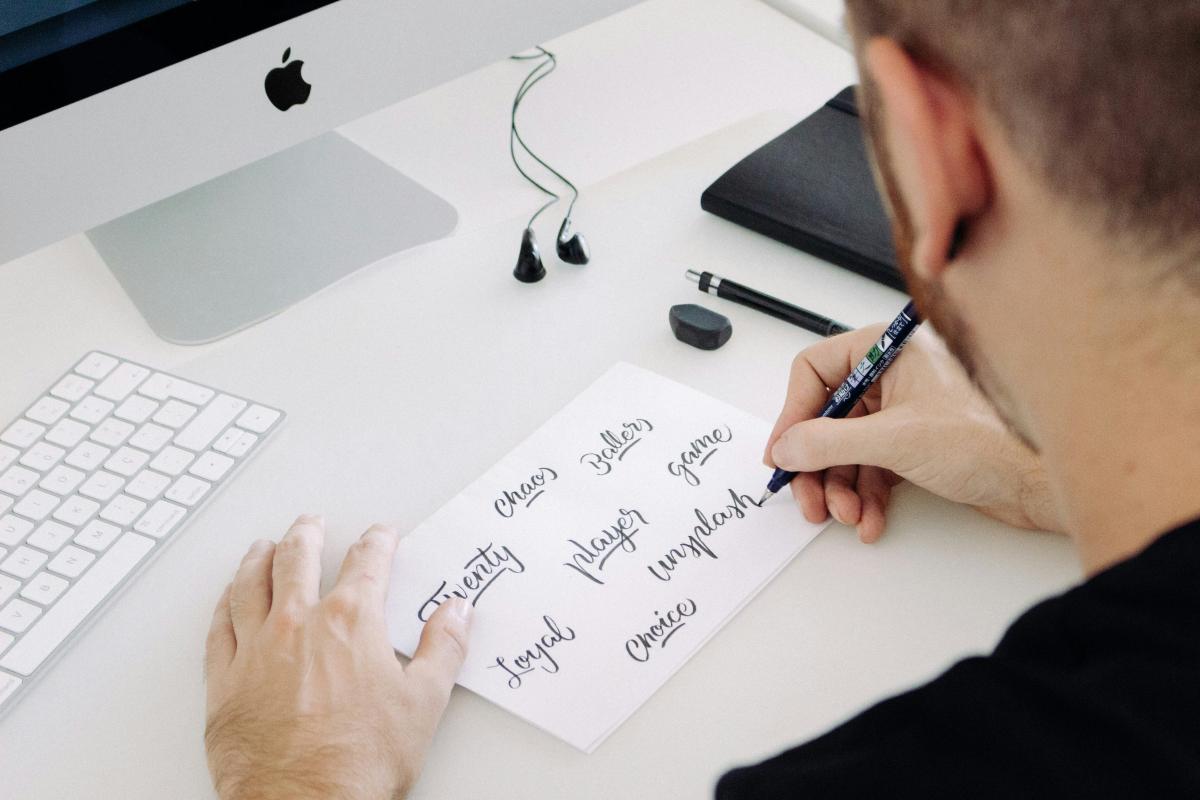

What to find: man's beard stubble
left=857, top=80, right=1039, bottom=453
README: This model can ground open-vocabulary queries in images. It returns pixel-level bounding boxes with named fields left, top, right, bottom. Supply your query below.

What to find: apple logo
left=264, top=47, right=311, bottom=111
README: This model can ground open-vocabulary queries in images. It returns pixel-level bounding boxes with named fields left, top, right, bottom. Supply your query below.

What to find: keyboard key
left=190, top=451, right=234, bottom=482
left=50, top=374, right=95, bottom=402
left=0, top=599, right=41, bottom=633
left=0, top=494, right=11, bottom=516
left=44, top=418, right=90, bottom=448
left=39, top=465, right=85, bottom=496
left=1, top=419, right=45, bottom=449
left=153, top=400, right=198, bottom=429
left=91, top=417, right=135, bottom=447
left=237, top=405, right=281, bottom=433
left=176, top=395, right=246, bottom=452
left=0, top=575, right=19, bottom=605
left=213, top=428, right=258, bottom=458
left=53, top=495, right=100, bottom=527
left=79, top=471, right=125, bottom=502
left=128, top=422, right=173, bottom=453
left=0, top=671, right=21, bottom=709
left=20, top=442, right=66, bottom=472
left=0, top=516, right=33, bottom=547
left=26, top=396, right=70, bottom=425
left=0, top=466, right=39, bottom=497
left=100, top=494, right=146, bottom=526
left=13, top=490, right=59, bottom=522
left=65, top=441, right=111, bottom=471
left=104, top=446, right=150, bottom=478
left=2, top=546, right=49, bottom=580
left=28, top=521, right=74, bottom=553
left=70, top=396, right=114, bottom=425
left=149, top=446, right=194, bottom=477
left=114, top=395, right=159, bottom=425
left=0, top=445, right=18, bottom=472
left=21, top=572, right=68, bottom=605
left=94, top=362, right=150, bottom=402
left=2, top=533, right=153, bottom=676
left=47, top=545, right=95, bottom=578
left=139, top=373, right=215, bottom=405
left=74, top=520, right=121, bottom=552
left=75, top=353, right=118, bottom=380
left=166, top=476, right=210, bottom=507
left=126, top=469, right=170, bottom=501
left=134, top=500, right=186, bottom=539
left=0, top=631, right=12, bottom=656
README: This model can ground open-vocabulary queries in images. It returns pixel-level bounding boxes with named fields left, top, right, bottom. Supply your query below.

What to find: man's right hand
left=764, top=325, right=1063, bottom=542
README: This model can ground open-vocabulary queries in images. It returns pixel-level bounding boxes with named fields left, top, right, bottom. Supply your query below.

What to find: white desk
left=0, top=1, right=1080, bottom=797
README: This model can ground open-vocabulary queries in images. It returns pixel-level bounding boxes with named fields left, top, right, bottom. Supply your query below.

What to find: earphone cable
left=509, top=47, right=582, bottom=227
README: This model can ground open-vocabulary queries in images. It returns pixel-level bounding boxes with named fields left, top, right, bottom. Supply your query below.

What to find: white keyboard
left=0, top=352, right=283, bottom=716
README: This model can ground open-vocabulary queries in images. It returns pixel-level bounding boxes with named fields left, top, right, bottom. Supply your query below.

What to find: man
left=203, top=1, right=1200, bottom=797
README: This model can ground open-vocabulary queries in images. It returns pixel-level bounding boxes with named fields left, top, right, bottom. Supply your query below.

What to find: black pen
left=760, top=301, right=922, bottom=503
left=685, top=270, right=851, bottom=337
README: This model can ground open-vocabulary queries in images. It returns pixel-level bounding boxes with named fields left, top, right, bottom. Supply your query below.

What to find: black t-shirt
left=717, top=518, right=1200, bottom=798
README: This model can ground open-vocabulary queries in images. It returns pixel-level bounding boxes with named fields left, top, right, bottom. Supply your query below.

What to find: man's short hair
left=844, top=1, right=1200, bottom=264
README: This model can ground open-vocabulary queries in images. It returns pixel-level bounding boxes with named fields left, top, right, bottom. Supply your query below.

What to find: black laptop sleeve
left=700, top=86, right=903, bottom=290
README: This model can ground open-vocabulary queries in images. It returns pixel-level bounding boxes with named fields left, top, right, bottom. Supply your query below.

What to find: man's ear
left=863, top=38, right=989, bottom=278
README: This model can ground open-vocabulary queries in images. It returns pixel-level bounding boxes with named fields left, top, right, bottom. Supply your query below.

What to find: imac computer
left=0, top=1, right=640, bottom=343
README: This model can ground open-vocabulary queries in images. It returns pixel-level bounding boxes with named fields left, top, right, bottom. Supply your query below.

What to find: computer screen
left=0, top=1, right=337, bottom=130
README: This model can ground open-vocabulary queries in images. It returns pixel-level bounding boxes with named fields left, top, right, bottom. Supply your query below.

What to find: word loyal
left=666, top=424, right=733, bottom=487
left=625, top=599, right=699, bottom=663
left=562, top=507, right=649, bottom=585
left=647, top=488, right=763, bottom=582
left=487, top=615, right=578, bottom=690
left=417, top=542, right=526, bottom=621
left=579, top=418, right=654, bottom=477
left=494, top=466, right=559, bottom=519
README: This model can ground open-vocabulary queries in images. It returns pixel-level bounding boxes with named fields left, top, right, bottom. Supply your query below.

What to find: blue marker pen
left=759, top=301, right=922, bottom=504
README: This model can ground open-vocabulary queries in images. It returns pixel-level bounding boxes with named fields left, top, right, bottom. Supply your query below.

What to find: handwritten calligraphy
left=579, top=418, right=654, bottom=476
left=666, top=424, right=733, bottom=486
left=417, top=543, right=526, bottom=621
left=647, top=488, right=762, bottom=581
left=625, top=599, right=699, bottom=663
left=487, top=615, right=578, bottom=689
left=494, top=467, right=559, bottom=518
left=562, top=507, right=649, bottom=585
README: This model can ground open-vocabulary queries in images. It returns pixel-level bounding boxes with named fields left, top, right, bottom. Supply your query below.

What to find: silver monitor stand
left=88, top=132, right=457, bottom=344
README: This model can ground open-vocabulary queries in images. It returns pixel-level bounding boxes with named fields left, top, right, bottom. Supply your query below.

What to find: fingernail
left=298, top=513, right=324, bottom=526
left=831, top=507, right=846, bottom=525
left=449, top=597, right=473, bottom=623
left=250, top=538, right=273, bottom=554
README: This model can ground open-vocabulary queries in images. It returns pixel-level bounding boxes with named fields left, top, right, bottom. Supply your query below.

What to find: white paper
left=386, top=363, right=829, bottom=752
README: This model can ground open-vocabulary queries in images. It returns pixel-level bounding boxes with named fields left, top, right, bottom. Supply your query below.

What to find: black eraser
left=670, top=304, right=733, bottom=350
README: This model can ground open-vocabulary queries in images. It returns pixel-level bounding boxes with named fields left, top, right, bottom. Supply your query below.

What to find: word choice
left=494, top=466, right=558, bottom=519
left=625, top=599, right=699, bottom=663
left=562, top=507, right=649, bottom=585
left=579, top=418, right=654, bottom=476
left=417, top=543, right=526, bottom=621
left=488, top=615, right=578, bottom=690
left=666, top=424, right=733, bottom=487
left=647, top=488, right=762, bottom=582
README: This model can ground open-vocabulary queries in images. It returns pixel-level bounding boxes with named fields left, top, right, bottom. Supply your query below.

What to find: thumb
left=771, top=413, right=901, bottom=474
left=408, top=597, right=473, bottom=703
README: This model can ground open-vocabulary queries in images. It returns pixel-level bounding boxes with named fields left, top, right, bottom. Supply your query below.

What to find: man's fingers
left=856, top=466, right=898, bottom=543
left=205, top=583, right=236, bottom=685
left=824, top=464, right=862, bottom=526
left=772, top=413, right=900, bottom=475
left=229, top=539, right=275, bottom=640
left=333, top=524, right=400, bottom=609
left=791, top=471, right=829, bottom=524
left=408, top=597, right=473, bottom=704
left=270, top=514, right=325, bottom=611
left=764, top=326, right=886, bottom=465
